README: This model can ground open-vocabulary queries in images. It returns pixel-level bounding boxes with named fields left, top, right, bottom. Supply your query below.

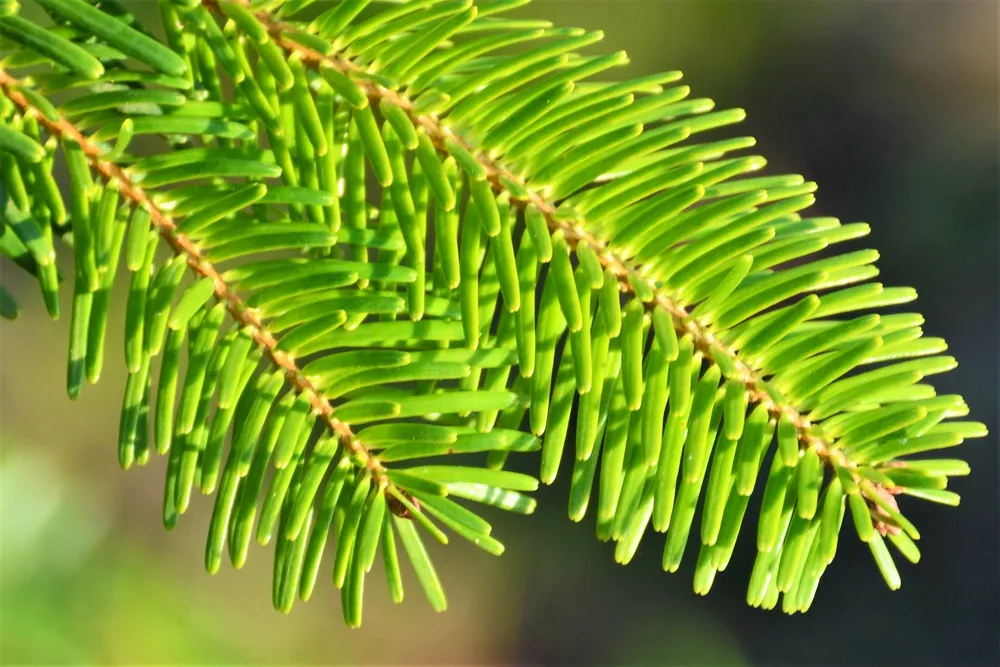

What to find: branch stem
left=224, top=2, right=851, bottom=476
left=0, top=68, right=386, bottom=481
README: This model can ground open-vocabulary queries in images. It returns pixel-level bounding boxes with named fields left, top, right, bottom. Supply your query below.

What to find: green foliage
left=0, top=0, right=988, bottom=626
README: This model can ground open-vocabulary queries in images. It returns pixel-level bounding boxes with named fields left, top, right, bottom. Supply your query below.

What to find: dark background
left=1, top=1, right=997, bottom=665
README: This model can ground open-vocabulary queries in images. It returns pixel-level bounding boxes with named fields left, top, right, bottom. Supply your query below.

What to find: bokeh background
left=1, top=1, right=997, bottom=665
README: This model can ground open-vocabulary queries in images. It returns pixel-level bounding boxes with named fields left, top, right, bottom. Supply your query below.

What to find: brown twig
left=0, top=68, right=386, bottom=481
left=222, top=1, right=851, bottom=475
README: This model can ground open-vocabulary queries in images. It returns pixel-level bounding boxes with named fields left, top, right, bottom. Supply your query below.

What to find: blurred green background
left=1, top=1, right=997, bottom=665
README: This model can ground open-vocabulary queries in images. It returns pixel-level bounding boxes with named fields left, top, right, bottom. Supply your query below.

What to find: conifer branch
left=0, top=0, right=985, bottom=619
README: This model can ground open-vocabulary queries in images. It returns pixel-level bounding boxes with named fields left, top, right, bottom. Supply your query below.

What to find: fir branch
left=0, top=0, right=987, bottom=621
